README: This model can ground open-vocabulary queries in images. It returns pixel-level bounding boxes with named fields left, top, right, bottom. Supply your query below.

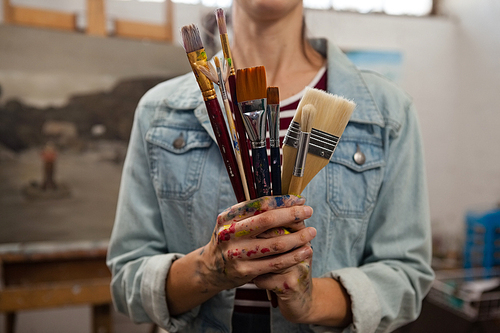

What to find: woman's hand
left=198, top=195, right=316, bottom=292
left=253, top=252, right=313, bottom=323
left=253, top=257, right=353, bottom=328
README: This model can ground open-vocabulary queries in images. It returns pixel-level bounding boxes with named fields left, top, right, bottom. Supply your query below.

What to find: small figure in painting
left=41, top=141, right=58, bottom=190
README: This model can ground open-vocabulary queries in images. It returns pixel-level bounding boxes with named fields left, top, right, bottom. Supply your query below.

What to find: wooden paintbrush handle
left=270, top=147, right=282, bottom=195
left=229, top=75, right=257, bottom=200
left=222, top=98, right=250, bottom=201
left=251, top=146, right=271, bottom=197
left=288, top=175, right=303, bottom=196
left=205, top=99, right=246, bottom=202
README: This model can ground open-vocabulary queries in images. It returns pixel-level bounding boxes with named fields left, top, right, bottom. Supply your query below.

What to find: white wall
left=437, top=0, right=500, bottom=239
left=1, top=1, right=500, bottom=249
left=305, top=10, right=463, bottom=246
left=307, top=2, right=500, bottom=247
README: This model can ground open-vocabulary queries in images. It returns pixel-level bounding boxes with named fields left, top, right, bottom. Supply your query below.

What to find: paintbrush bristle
left=214, top=56, right=221, bottom=69
left=267, top=87, right=280, bottom=105
left=215, top=8, right=227, bottom=34
left=181, top=24, right=203, bottom=53
left=281, top=87, right=356, bottom=195
left=236, top=66, right=267, bottom=102
left=197, top=62, right=218, bottom=84
left=297, top=87, right=355, bottom=137
left=301, top=104, right=316, bottom=133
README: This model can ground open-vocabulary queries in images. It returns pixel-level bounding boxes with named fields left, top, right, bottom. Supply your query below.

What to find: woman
left=107, top=1, right=434, bottom=332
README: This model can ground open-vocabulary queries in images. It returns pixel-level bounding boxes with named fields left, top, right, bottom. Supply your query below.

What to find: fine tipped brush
left=236, top=66, right=271, bottom=198
left=215, top=56, right=250, bottom=201
left=181, top=24, right=246, bottom=203
left=216, top=8, right=257, bottom=200
left=215, top=8, right=234, bottom=76
left=267, top=87, right=282, bottom=196
left=288, top=104, right=316, bottom=195
left=282, top=87, right=356, bottom=195
left=267, top=87, right=283, bottom=308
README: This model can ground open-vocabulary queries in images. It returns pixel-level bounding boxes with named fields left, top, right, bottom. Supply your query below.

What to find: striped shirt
left=276, top=65, right=327, bottom=149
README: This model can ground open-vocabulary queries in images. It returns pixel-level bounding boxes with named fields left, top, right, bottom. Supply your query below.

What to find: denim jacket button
left=173, top=133, right=185, bottom=149
left=353, top=144, right=366, bottom=165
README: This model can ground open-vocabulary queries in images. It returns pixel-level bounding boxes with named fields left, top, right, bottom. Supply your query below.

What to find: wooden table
left=0, top=240, right=112, bottom=333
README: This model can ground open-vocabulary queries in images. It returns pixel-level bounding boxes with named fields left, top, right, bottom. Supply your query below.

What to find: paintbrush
left=262, top=87, right=283, bottom=308
left=288, top=104, right=315, bottom=195
left=215, top=56, right=250, bottom=201
left=236, top=66, right=271, bottom=198
left=198, top=57, right=251, bottom=202
left=215, top=8, right=257, bottom=200
left=267, top=87, right=282, bottom=196
left=282, top=87, right=356, bottom=195
left=181, top=24, right=246, bottom=203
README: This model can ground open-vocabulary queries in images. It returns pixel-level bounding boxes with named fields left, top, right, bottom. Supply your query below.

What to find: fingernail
left=308, top=227, right=317, bottom=237
left=303, top=206, right=313, bottom=218
left=303, top=246, right=313, bottom=258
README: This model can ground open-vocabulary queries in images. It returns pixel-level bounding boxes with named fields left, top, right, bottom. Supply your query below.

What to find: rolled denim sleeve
left=313, top=103, right=434, bottom=333
left=106, top=102, right=199, bottom=331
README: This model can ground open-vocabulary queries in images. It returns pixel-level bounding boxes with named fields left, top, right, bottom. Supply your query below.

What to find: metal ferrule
left=216, top=67, right=228, bottom=101
left=293, top=131, right=311, bottom=177
left=238, top=98, right=268, bottom=148
left=187, top=49, right=216, bottom=101
left=267, top=104, right=280, bottom=148
left=283, top=121, right=340, bottom=160
left=283, top=121, right=301, bottom=148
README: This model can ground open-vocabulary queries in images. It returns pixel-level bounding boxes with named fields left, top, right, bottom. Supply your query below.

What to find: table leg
left=6, top=312, right=16, bottom=333
left=92, top=303, right=112, bottom=333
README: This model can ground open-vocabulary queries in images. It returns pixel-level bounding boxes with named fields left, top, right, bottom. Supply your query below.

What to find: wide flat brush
left=181, top=24, right=246, bottom=203
left=216, top=8, right=257, bottom=200
left=267, top=87, right=282, bottom=196
left=282, top=87, right=356, bottom=195
left=236, top=66, right=271, bottom=198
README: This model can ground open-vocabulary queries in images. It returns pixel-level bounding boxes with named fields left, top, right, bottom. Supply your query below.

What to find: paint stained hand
left=198, top=195, right=316, bottom=291
left=253, top=253, right=314, bottom=323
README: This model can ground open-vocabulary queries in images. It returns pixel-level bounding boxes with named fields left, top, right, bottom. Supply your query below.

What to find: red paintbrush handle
left=205, top=98, right=246, bottom=203
left=228, top=75, right=257, bottom=200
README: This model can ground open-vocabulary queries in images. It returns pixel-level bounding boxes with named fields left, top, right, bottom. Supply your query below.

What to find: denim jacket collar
left=310, top=38, right=385, bottom=127
left=163, top=39, right=385, bottom=141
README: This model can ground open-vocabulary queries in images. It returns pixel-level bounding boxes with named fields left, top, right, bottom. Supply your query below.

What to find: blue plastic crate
left=464, top=209, right=500, bottom=274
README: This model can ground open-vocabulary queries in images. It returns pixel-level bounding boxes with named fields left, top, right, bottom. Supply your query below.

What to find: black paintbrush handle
left=251, top=146, right=271, bottom=197
left=270, top=147, right=282, bottom=195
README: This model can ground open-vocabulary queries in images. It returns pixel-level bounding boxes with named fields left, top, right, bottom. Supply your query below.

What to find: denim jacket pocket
left=146, top=125, right=212, bottom=200
left=327, top=139, right=385, bottom=218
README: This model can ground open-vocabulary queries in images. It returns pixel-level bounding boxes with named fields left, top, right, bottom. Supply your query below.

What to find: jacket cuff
left=310, top=267, right=381, bottom=333
left=140, top=253, right=201, bottom=332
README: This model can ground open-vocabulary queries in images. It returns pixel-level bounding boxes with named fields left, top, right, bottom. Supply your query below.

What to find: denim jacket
left=107, top=39, right=434, bottom=333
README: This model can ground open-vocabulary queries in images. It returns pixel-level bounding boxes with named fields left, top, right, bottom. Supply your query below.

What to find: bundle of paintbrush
left=181, top=24, right=246, bottom=203
left=282, top=87, right=356, bottom=196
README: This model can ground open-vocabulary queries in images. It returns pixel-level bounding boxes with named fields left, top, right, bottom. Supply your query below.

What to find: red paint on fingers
left=218, top=223, right=237, bottom=243
left=227, top=248, right=242, bottom=259
left=246, top=246, right=259, bottom=257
